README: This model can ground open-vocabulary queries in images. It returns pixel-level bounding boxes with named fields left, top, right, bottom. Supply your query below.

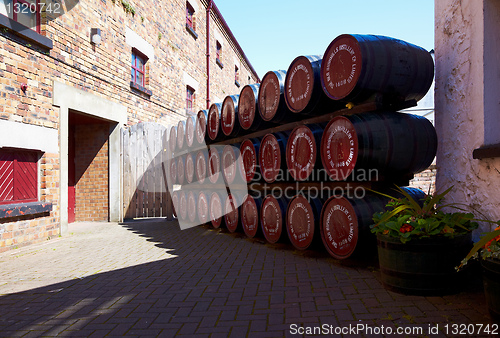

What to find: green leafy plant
left=121, top=0, right=136, bottom=16
left=457, top=227, right=500, bottom=270
left=370, top=186, right=479, bottom=243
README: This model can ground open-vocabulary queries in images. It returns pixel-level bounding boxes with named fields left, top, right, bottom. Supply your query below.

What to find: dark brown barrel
left=177, top=120, right=186, bottom=150
left=320, top=34, right=434, bottom=105
left=171, top=190, right=179, bottom=218
left=177, top=155, right=185, bottom=185
left=260, top=194, right=288, bottom=244
left=185, top=152, right=195, bottom=184
left=187, top=190, right=197, bottom=223
left=286, top=195, right=323, bottom=250
left=225, top=193, right=241, bottom=233
left=239, top=138, right=260, bottom=183
left=221, top=95, right=241, bottom=138
left=169, top=126, right=177, bottom=153
left=185, top=115, right=197, bottom=148
left=196, top=110, right=208, bottom=145
left=258, top=70, right=290, bottom=123
left=259, top=132, right=289, bottom=184
left=169, top=156, right=177, bottom=185
left=207, top=102, right=223, bottom=142
left=178, top=190, right=188, bottom=221
left=286, top=124, right=324, bottom=181
left=241, top=194, right=262, bottom=238
left=222, top=144, right=241, bottom=185
left=320, top=187, right=426, bottom=260
left=320, top=112, right=437, bottom=180
left=238, top=83, right=263, bottom=131
left=209, top=191, right=224, bottom=228
left=284, top=55, right=343, bottom=115
left=198, top=191, right=209, bottom=224
left=208, top=147, right=222, bottom=184
left=195, top=149, right=208, bottom=184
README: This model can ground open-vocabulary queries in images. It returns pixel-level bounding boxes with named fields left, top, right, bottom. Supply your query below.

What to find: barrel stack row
left=168, top=34, right=437, bottom=259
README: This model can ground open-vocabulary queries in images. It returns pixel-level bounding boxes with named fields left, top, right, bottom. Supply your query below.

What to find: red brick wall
left=75, top=124, right=110, bottom=222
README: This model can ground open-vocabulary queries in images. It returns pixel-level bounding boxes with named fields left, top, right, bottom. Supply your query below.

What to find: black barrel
left=195, top=149, right=209, bottom=184
left=169, top=125, right=177, bottom=153
left=207, top=102, right=224, bottom=143
left=221, top=95, right=241, bottom=138
left=239, top=138, right=261, bottom=183
left=285, top=55, right=343, bottom=115
left=258, top=70, right=292, bottom=123
left=239, top=84, right=264, bottom=131
left=261, top=194, right=289, bottom=244
left=320, top=187, right=426, bottom=260
left=177, top=119, right=186, bottom=151
left=286, top=195, right=324, bottom=251
left=259, top=132, right=290, bottom=184
left=208, top=146, right=223, bottom=184
left=185, top=115, right=197, bottom=148
left=320, top=112, right=437, bottom=181
left=241, top=194, right=263, bottom=238
left=196, top=109, right=209, bottom=146
left=225, top=193, right=242, bottom=233
left=176, top=155, right=185, bottom=185
left=320, top=34, right=434, bottom=105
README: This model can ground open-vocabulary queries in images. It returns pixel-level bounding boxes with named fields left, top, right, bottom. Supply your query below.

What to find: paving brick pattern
left=0, top=220, right=495, bottom=337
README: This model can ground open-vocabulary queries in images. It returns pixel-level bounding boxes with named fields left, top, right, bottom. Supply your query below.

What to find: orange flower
left=400, top=224, right=414, bottom=233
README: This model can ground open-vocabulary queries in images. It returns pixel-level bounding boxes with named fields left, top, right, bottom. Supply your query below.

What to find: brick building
left=0, top=0, right=259, bottom=252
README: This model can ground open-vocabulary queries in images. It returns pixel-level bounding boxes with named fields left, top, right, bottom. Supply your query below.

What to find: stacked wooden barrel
left=168, top=34, right=436, bottom=259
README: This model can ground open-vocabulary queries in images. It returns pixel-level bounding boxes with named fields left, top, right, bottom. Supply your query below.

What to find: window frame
left=131, top=48, right=147, bottom=88
left=186, top=86, right=195, bottom=113
left=235, top=65, right=240, bottom=87
left=186, top=2, right=195, bottom=31
left=0, top=149, right=39, bottom=205
left=2, top=0, right=41, bottom=33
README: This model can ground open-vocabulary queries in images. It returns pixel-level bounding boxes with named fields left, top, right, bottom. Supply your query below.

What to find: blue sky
left=214, top=0, right=434, bottom=79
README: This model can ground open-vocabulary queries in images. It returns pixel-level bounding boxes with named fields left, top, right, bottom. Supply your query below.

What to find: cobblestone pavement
left=0, top=219, right=495, bottom=337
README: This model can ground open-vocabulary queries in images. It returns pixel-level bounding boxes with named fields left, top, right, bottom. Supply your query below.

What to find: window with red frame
left=0, top=149, right=39, bottom=205
left=235, top=65, right=239, bottom=83
left=186, top=2, right=195, bottom=30
left=186, top=86, right=195, bottom=112
left=131, top=50, right=147, bottom=87
left=0, top=0, right=41, bottom=33
left=216, top=41, right=222, bottom=62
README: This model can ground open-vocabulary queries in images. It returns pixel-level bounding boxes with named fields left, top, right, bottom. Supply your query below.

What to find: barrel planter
left=207, top=102, right=224, bottom=143
left=241, top=194, right=262, bottom=238
left=185, top=152, right=195, bottom=184
left=239, top=138, right=261, bottom=183
left=320, top=34, right=434, bottom=105
left=195, top=149, right=208, bottom=184
left=176, top=155, right=185, bottom=185
left=196, top=109, right=209, bottom=145
left=285, top=55, right=343, bottom=115
left=377, top=233, right=472, bottom=296
left=259, top=132, right=289, bottom=183
left=261, top=195, right=289, bottom=244
left=169, top=126, right=177, bottom=153
left=198, top=191, right=209, bottom=224
left=185, top=115, right=197, bottom=148
left=222, top=144, right=242, bottom=185
left=258, top=70, right=291, bottom=123
left=177, top=119, right=186, bottom=150
left=482, top=258, right=500, bottom=323
left=209, top=191, right=225, bottom=228
left=238, top=83, right=263, bottom=131
left=225, top=193, right=241, bottom=233
left=286, top=195, right=323, bottom=250
left=286, top=124, right=324, bottom=181
left=320, top=112, right=437, bottom=180
left=221, top=95, right=241, bottom=138
left=208, top=147, right=223, bottom=184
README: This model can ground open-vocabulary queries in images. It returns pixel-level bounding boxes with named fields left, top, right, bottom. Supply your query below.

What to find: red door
left=68, top=125, right=76, bottom=223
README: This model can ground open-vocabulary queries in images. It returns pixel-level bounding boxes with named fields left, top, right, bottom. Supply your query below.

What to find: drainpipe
left=206, top=0, right=212, bottom=109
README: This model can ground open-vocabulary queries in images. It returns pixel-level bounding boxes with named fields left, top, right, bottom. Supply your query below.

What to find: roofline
left=203, top=0, right=260, bottom=82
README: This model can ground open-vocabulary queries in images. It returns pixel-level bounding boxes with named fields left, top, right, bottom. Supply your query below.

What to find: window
left=187, top=86, right=195, bottom=113
left=0, top=0, right=40, bottom=33
left=0, top=149, right=38, bottom=205
left=131, top=49, right=146, bottom=87
left=186, top=2, right=195, bottom=30
left=216, top=41, right=223, bottom=68
left=235, top=65, right=240, bottom=87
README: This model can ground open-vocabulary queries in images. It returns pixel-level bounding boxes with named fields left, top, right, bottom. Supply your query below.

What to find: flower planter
left=482, top=258, right=500, bottom=323
left=376, top=233, right=472, bottom=296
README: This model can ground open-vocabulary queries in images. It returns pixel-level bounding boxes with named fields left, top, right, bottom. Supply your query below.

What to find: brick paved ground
left=0, top=219, right=495, bottom=337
